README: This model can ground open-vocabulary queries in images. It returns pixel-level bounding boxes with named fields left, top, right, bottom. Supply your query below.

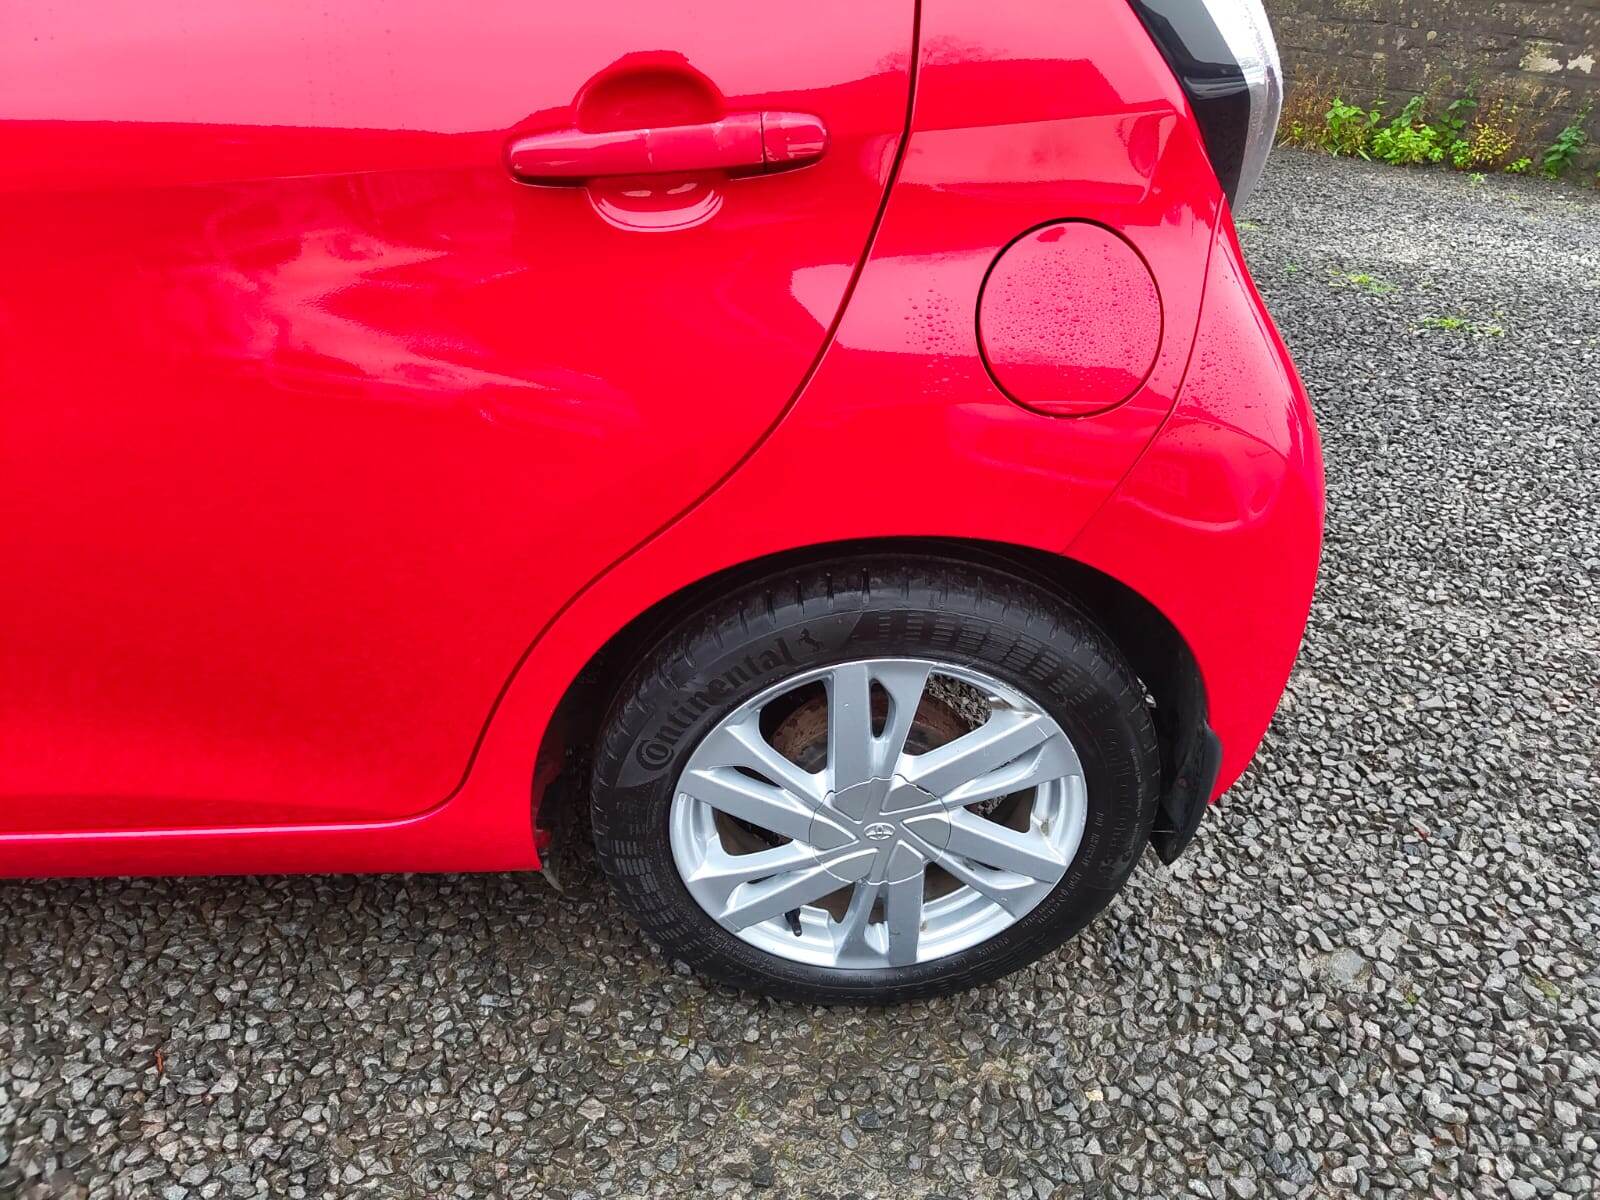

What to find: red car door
left=0, top=2, right=912, bottom=833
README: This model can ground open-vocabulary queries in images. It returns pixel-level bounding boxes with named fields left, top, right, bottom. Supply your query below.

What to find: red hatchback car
left=1, top=0, right=1321, bottom=1001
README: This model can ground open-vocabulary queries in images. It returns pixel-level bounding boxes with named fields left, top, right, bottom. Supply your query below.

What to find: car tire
left=589, top=554, right=1160, bottom=1004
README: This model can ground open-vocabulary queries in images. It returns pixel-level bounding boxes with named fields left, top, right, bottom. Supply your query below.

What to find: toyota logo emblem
left=863, top=822, right=895, bottom=842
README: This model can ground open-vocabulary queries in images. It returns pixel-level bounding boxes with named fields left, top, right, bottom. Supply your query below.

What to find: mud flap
left=1149, top=726, right=1222, bottom=865
left=535, top=771, right=577, bottom=894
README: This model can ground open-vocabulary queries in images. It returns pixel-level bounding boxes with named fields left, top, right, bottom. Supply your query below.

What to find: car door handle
left=506, top=112, right=827, bottom=185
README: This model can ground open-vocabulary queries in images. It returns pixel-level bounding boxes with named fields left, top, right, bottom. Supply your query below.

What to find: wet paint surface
left=978, top=221, right=1163, bottom=416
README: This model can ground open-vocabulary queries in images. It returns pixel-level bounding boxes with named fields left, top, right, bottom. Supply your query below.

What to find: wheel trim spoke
left=688, top=840, right=815, bottom=896
left=700, top=715, right=826, bottom=805
left=712, top=847, right=876, bottom=930
left=941, top=734, right=1079, bottom=809
left=679, top=766, right=823, bottom=846
left=832, top=879, right=881, bottom=959
left=872, top=660, right=933, bottom=775
left=882, top=849, right=926, bottom=966
left=826, top=661, right=876, bottom=792
left=943, top=810, right=1066, bottom=881
left=922, top=850, right=1041, bottom=916
left=827, top=660, right=934, bottom=793
left=902, top=708, right=1054, bottom=798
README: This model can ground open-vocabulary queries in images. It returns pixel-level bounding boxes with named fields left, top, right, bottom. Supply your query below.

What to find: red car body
left=0, top=0, right=1322, bottom=878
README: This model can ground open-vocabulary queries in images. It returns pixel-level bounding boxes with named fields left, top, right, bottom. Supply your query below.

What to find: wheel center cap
left=808, top=778, right=951, bottom=885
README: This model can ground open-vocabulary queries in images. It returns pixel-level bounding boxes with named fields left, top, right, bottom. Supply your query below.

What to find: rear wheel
left=589, top=557, right=1159, bottom=1003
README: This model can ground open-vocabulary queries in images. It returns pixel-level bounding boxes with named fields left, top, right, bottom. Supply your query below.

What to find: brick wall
left=1266, top=0, right=1599, bottom=168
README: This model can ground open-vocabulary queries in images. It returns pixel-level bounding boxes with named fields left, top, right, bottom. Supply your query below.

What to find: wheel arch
left=534, top=536, right=1214, bottom=865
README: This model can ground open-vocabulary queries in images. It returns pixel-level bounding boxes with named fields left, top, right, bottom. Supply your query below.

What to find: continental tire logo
left=632, top=637, right=805, bottom=772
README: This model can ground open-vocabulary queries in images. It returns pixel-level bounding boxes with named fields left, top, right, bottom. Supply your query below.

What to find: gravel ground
left=3, top=151, right=1599, bottom=1200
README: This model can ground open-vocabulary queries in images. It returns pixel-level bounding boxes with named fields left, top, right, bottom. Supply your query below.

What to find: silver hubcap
left=668, top=658, right=1088, bottom=969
